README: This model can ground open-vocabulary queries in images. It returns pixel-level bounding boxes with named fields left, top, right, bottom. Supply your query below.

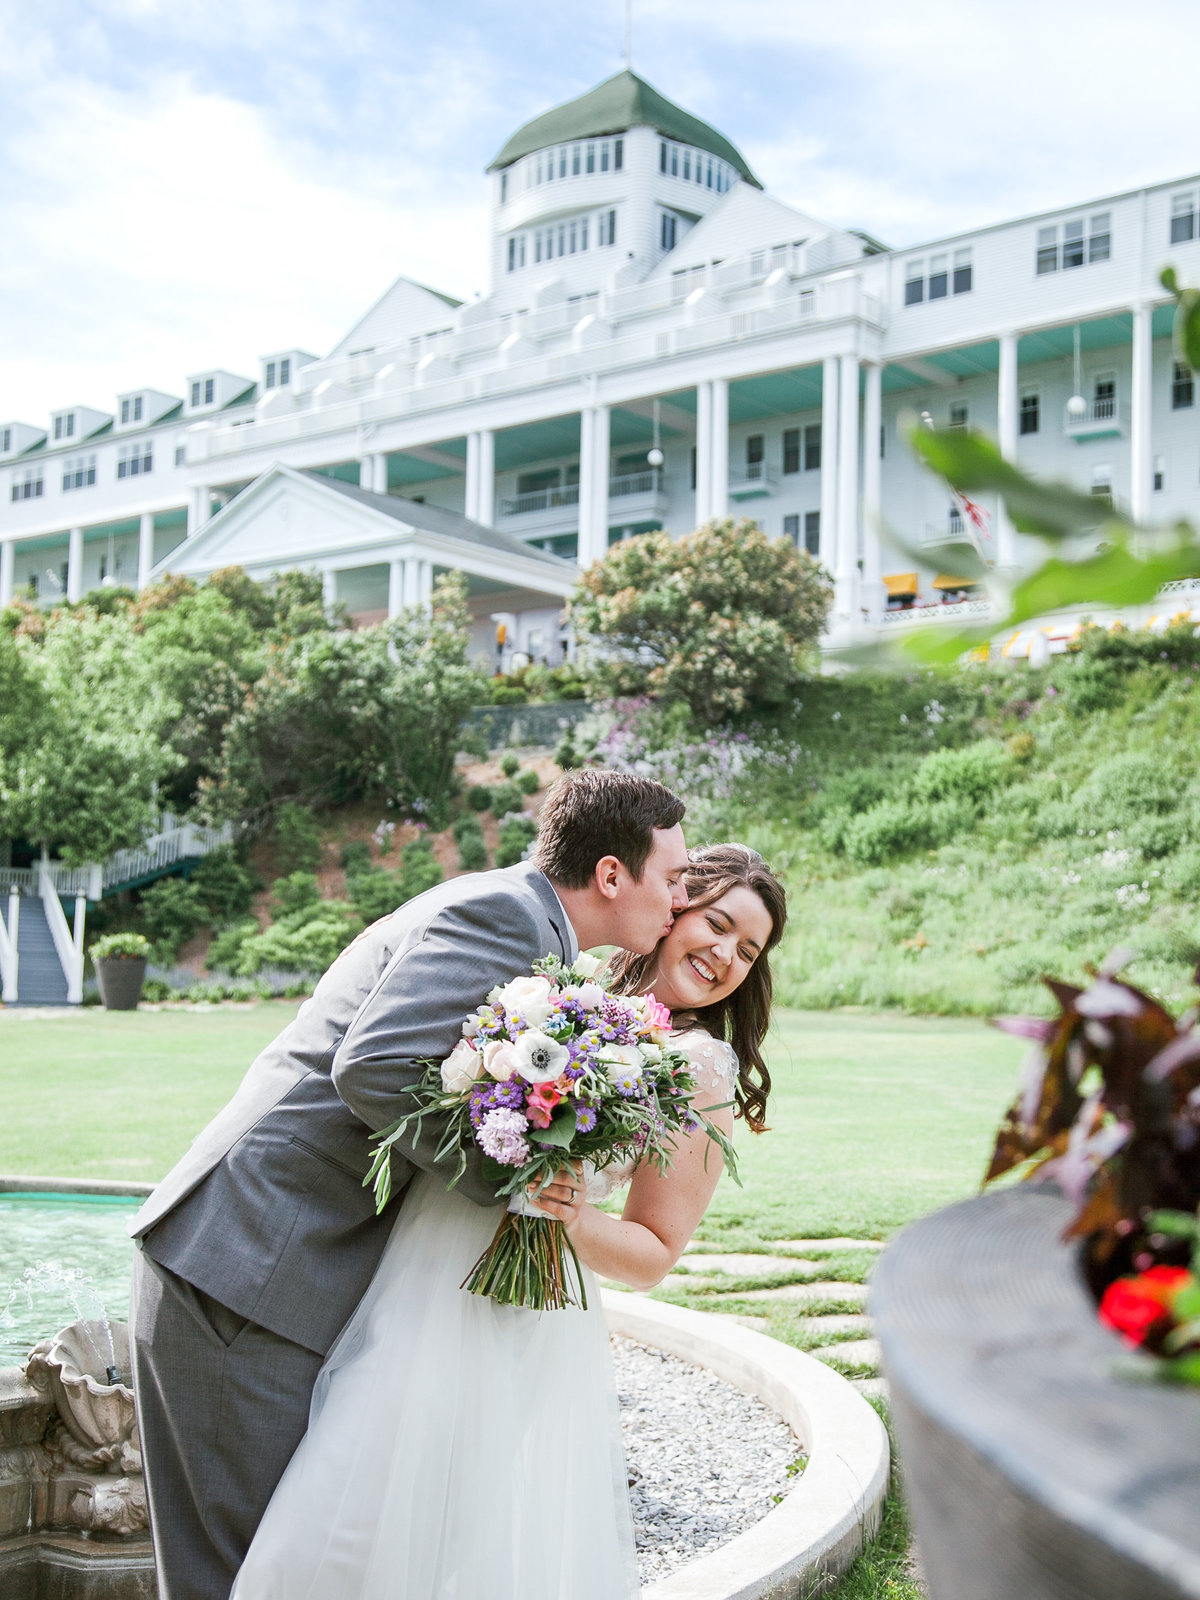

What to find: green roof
left=488, top=70, right=761, bottom=188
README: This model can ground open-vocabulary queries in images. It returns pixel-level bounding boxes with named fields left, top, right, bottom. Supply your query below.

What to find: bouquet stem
left=463, top=1212, right=589, bottom=1311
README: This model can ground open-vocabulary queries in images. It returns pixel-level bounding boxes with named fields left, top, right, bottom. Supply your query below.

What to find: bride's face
left=644, top=885, right=773, bottom=1013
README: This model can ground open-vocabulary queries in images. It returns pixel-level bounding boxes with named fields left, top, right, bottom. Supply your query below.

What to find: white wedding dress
left=229, top=1030, right=737, bottom=1600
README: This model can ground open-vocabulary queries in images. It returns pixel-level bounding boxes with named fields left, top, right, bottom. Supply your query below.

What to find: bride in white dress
left=230, top=844, right=787, bottom=1600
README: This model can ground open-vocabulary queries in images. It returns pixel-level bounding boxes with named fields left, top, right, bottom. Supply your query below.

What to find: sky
left=1, top=0, right=1197, bottom=422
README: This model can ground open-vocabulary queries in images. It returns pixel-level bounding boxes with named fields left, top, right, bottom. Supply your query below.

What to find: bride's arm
left=537, top=1065, right=735, bottom=1293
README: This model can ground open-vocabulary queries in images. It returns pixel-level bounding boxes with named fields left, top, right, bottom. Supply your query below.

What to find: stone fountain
left=0, top=1318, right=154, bottom=1597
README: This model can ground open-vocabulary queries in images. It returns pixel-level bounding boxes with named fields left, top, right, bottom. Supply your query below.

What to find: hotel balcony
left=1063, top=397, right=1130, bottom=441
left=497, top=468, right=668, bottom=535
left=728, top=461, right=778, bottom=501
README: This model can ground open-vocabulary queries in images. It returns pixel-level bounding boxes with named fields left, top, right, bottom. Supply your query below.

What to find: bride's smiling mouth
left=686, top=954, right=720, bottom=985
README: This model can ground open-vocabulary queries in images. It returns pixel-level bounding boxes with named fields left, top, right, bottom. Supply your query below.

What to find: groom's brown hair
left=532, top=768, right=684, bottom=889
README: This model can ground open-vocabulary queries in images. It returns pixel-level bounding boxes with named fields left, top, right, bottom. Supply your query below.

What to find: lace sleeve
left=676, top=1029, right=739, bottom=1103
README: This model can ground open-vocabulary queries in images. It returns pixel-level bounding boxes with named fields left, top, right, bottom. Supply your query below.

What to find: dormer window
left=658, top=140, right=734, bottom=194
left=1, top=428, right=9, bottom=454
left=120, top=396, right=143, bottom=424
left=191, top=378, right=216, bottom=407
left=53, top=412, right=76, bottom=440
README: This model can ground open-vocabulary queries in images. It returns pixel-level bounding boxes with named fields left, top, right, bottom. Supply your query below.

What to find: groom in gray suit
left=129, top=768, right=689, bottom=1600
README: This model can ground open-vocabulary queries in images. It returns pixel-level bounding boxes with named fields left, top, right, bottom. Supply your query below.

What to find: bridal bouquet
left=366, top=953, right=738, bottom=1311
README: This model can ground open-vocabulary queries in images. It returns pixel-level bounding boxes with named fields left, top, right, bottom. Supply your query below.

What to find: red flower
left=1098, top=1266, right=1192, bottom=1349
left=524, top=1083, right=563, bottom=1130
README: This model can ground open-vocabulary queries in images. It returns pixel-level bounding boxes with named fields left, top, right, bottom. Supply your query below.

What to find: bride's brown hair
left=607, top=843, right=786, bottom=1133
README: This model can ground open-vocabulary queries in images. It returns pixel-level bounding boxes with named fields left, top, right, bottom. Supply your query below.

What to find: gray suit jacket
left=131, top=862, right=573, bottom=1355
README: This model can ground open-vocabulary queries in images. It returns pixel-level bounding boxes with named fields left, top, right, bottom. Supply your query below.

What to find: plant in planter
left=985, top=955, right=1200, bottom=1381
left=89, top=932, right=151, bottom=1011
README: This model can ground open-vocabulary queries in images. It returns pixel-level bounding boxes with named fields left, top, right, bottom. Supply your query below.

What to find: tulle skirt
left=230, top=1171, right=640, bottom=1600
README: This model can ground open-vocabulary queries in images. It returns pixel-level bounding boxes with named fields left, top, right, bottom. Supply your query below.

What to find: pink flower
left=524, top=1082, right=563, bottom=1129
left=483, top=1040, right=521, bottom=1082
left=643, top=994, right=673, bottom=1033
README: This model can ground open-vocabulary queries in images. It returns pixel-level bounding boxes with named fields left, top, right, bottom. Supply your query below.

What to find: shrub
left=467, top=784, right=492, bottom=812
left=842, top=796, right=973, bottom=866
left=235, top=900, right=359, bottom=976
left=554, top=733, right=581, bottom=770
left=191, top=847, right=257, bottom=923
left=339, top=839, right=373, bottom=876
left=140, top=977, right=171, bottom=1002
left=499, top=752, right=520, bottom=778
left=490, top=684, right=529, bottom=705
left=347, top=867, right=405, bottom=923
left=912, top=741, right=1011, bottom=807
left=398, top=837, right=444, bottom=901
left=1168, top=848, right=1200, bottom=898
left=1077, top=753, right=1178, bottom=829
left=273, top=803, right=323, bottom=874
left=488, top=781, right=523, bottom=819
left=206, top=918, right=259, bottom=972
left=139, top=876, right=206, bottom=960
left=457, top=831, right=489, bottom=872
left=496, top=813, right=537, bottom=868
left=514, top=767, right=540, bottom=795
left=271, top=871, right=322, bottom=917
left=569, top=517, right=832, bottom=722
left=89, top=931, right=151, bottom=961
left=1126, top=813, right=1189, bottom=859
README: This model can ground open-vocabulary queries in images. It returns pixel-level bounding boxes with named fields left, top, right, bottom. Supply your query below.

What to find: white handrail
left=39, top=862, right=83, bottom=1005
left=0, top=892, right=18, bottom=1004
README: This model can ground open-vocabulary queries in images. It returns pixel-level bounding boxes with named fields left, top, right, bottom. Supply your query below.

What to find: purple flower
left=476, top=1108, right=531, bottom=1165
left=574, top=1103, right=598, bottom=1133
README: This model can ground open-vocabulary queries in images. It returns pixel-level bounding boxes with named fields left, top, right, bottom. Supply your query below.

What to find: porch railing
left=0, top=891, right=17, bottom=1003
left=39, top=862, right=83, bottom=1005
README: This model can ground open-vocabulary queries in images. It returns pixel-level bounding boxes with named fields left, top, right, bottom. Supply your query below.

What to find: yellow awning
left=883, top=572, right=918, bottom=597
left=932, top=574, right=979, bottom=590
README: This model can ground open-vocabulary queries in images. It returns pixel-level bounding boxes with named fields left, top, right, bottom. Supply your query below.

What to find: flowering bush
left=569, top=518, right=831, bottom=723
left=367, top=955, right=736, bottom=1310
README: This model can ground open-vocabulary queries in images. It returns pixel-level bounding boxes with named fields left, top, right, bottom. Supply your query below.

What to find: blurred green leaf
left=1008, top=541, right=1200, bottom=623
left=1178, top=289, right=1200, bottom=372
left=909, top=428, right=1114, bottom=540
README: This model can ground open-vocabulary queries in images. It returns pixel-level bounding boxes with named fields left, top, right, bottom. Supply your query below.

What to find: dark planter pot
left=94, top=957, right=147, bottom=1011
left=871, top=1187, right=1200, bottom=1600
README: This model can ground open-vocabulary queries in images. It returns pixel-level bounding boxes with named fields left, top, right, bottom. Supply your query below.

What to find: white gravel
left=612, top=1336, right=803, bottom=1586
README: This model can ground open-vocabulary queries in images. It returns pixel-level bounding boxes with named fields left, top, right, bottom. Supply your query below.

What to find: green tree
left=569, top=518, right=832, bottom=723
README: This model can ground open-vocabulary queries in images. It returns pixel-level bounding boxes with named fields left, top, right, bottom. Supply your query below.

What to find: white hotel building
left=4, top=69, right=1200, bottom=658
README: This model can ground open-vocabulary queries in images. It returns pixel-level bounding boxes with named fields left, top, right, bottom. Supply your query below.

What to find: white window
left=928, top=253, right=949, bottom=300
left=506, top=235, right=528, bottom=271
left=904, top=260, right=924, bottom=305
left=190, top=381, right=201, bottom=407
left=660, top=211, right=678, bottom=251
left=53, top=413, right=75, bottom=440
left=1171, top=191, right=1196, bottom=244
left=0, top=428, right=9, bottom=453
left=62, top=454, right=96, bottom=491
left=1037, top=213, right=1111, bottom=275
left=948, top=401, right=969, bottom=429
left=117, top=440, right=153, bottom=479
left=205, top=378, right=214, bottom=405
left=1173, top=361, right=1195, bottom=409
left=1093, top=372, right=1116, bottom=420
left=175, top=444, right=186, bottom=467
left=1154, top=455, right=1166, bottom=492
left=1091, top=464, right=1113, bottom=504
left=265, top=362, right=276, bottom=387
left=1020, top=390, right=1040, bottom=435
left=953, top=247, right=973, bottom=294
left=280, top=358, right=290, bottom=385
left=597, top=209, right=617, bottom=246
left=10, top=467, right=43, bottom=501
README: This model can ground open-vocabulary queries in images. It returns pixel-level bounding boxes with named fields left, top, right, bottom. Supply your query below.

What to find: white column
left=464, top=431, right=481, bottom=522
left=861, top=361, right=884, bottom=617
left=591, top=404, right=610, bottom=558
left=137, top=513, right=155, bottom=591
left=709, top=377, right=729, bottom=520
left=694, top=381, right=713, bottom=526
left=418, top=560, right=434, bottom=609
left=322, top=569, right=337, bottom=611
left=996, top=331, right=1019, bottom=568
left=359, top=456, right=373, bottom=490
left=819, top=357, right=840, bottom=572
left=577, top=408, right=597, bottom=566
left=835, top=353, right=861, bottom=622
left=403, top=556, right=421, bottom=608
left=2, top=892, right=18, bottom=1004
left=188, top=486, right=211, bottom=536
left=1130, top=302, right=1153, bottom=527
left=0, top=540, right=14, bottom=608
left=387, top=558, right=404, bottom=618
left=477, top=429, right=495, bottom=525
left=67, top=526, right=84, bottom=603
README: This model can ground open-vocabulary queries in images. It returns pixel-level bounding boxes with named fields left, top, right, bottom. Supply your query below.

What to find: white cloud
left=0, top=64, right=489, bottom=421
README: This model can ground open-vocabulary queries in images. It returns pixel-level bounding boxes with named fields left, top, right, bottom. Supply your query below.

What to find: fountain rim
left=0, top=1175, right=152, bottom=1200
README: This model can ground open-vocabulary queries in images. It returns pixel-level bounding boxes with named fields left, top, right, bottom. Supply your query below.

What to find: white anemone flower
left=514, top=1028, right=571, bottom=1083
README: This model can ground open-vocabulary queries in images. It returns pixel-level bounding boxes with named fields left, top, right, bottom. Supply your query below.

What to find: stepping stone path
left=658, top=1237, right=889, bottom=1398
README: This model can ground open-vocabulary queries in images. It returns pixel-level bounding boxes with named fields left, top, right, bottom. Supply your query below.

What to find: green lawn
left=0, top=1004, right=1023, bottom=1238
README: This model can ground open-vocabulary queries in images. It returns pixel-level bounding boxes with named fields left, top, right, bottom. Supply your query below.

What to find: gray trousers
left=130, top=1247, right=324, bottom=1600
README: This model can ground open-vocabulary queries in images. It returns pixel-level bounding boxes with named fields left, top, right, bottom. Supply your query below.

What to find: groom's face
left=616, top=824, right=690, bottom=954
